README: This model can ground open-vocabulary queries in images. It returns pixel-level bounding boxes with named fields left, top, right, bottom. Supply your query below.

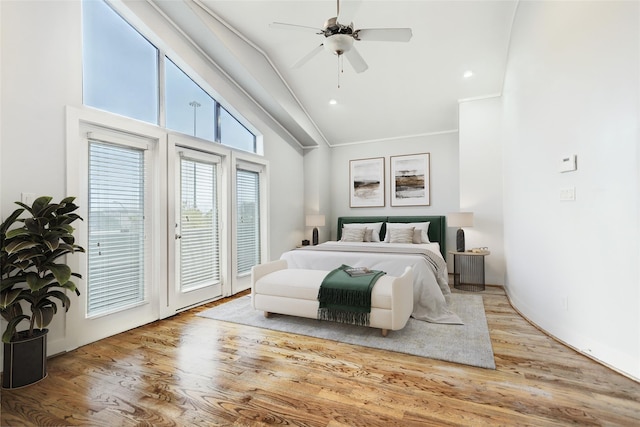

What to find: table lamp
left=306, top=214, right=325, bottom=246
left=447, top=212, right=474, bottom=252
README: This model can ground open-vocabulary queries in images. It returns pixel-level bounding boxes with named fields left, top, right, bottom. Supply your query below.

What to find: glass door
left=173, top=149, right=223, bottom=311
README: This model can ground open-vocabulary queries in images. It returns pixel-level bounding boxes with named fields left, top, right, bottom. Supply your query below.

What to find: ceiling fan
left=270, top=0, right=412, bottom=74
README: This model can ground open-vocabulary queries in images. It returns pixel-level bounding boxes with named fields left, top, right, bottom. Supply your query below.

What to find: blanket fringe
left=317, top=308, right=370, bottom=326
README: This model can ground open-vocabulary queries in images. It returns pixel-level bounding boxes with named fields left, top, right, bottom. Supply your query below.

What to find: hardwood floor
left=2, top=285, right=639, bottom=426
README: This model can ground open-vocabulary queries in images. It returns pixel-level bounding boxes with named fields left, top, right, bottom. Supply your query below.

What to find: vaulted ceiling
left=152, top=0, right=517, bottom=148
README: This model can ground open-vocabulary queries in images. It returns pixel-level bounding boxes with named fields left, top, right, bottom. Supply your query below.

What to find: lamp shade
left=305, top=214, right=325, bottom=227
left=447, top=212, right=474, bottom=228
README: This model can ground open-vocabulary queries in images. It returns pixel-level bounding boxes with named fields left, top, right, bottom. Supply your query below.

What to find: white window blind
left=236, top=168, right=261, bottom=275
left=179, top=156, right=220, bottom=291
left=87, top=141, right=146, bottom=316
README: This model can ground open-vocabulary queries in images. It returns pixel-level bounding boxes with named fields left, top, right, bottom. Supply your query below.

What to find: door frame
left=65, top=107, right=167, bottom=351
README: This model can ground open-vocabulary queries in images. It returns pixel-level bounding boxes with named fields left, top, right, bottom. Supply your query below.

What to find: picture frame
left=390, top=153, right=430, bottom=206
left=349, top=157, right=385, bottom=208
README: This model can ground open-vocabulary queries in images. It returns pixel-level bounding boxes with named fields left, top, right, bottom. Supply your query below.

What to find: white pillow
left=341, top=227, right=366, bottom=242
left=363, top=228, right=374, bottom=242
left=388, top=227, right=415, bottom=244
left=384, top=222, right=430, bottom=243
left=343, top=222, right=383, bottom=242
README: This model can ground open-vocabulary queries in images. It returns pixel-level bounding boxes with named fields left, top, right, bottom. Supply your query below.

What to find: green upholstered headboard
left=336, top=216, right=447, bottom=258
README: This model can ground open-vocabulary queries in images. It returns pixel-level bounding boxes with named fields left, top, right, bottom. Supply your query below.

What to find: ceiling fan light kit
left=324, top=34, right=354, bottom=55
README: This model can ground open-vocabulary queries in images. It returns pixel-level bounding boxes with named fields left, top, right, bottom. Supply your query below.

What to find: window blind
left=236, top=168, right=261, bottom=275
left=179, top=157, right=220, bottom=291
left=87, top=141, right=146, bottom=316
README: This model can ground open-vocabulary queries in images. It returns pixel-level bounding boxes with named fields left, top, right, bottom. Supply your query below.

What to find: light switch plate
left=560, top=154, right=577, bottom=173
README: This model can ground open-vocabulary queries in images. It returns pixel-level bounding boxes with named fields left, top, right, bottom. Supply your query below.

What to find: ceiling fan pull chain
left=337, top=56, right=341, bottom=88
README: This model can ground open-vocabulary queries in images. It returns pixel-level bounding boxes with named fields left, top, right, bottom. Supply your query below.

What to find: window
left=82, top=1, right=258, bottom=153
left=236, top=167, right=261, bottom=275
left=178, top=154, right=220, bottom=291
left=166, top=59, right=216, bottom=141
left=220, top=107, right=256, bottom=153
left=82, top=0, right=158, bottom=124
left=87, top=140, right=147, bottom=316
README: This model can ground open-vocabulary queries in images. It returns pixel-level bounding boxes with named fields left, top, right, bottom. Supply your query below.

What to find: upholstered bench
left=251, top=259, right=413, bottom=336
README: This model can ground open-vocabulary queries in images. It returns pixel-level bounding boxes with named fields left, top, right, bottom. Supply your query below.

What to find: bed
left=280, top=216, right=462, bottom=324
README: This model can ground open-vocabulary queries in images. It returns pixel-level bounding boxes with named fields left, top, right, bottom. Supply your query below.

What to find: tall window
left=82, top=0, right=258, bottom=153
left=82, top=0, right=158, bottom=124
left=87, top=141, right=147, bottom=316
left=236, top=168, right=261, bottom=275
left=166, top=59, right=216, bottom=141
left=178, top=155, right=220, bottom=291
left=220, top=107, right=256, bottom=153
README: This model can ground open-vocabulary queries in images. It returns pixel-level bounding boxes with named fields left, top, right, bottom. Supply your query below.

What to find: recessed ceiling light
left=463, top=70, right=474, bottom=79
left=329, top=99, right=338, bottom=105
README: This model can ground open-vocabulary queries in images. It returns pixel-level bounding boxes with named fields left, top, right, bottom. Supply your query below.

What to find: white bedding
left=280, top=241, right=462, bottom=324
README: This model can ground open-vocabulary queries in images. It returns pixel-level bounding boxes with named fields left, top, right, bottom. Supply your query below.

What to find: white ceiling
left=152, top=0, right=517, bottom=147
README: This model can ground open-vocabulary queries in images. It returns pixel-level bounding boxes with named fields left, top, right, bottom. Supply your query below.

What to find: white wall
left=0, top=0, right=305, bottom=356
left=328, top=132, right=460, bottom=257
left=501, top=1, right=639, bottom=379
left=302, top=142, right=333, bottom=248
left=459, top=97, right=505, bottom=285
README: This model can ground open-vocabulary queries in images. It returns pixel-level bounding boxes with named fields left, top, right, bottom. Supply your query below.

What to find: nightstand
left=448, top=250, right=490, bottom=292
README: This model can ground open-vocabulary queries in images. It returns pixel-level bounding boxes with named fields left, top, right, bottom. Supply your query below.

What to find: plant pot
left=2, top=329, right=48, bottom=389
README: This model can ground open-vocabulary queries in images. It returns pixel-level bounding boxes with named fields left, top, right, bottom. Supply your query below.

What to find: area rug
left=197, top=293, right=495, bottom=369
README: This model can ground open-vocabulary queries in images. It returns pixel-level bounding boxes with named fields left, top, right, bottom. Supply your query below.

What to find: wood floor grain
left=2, top=285, right=639, bottom=426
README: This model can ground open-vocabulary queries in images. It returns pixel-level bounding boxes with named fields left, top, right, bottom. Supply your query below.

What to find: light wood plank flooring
left=2, top=285, right=639, bottom=426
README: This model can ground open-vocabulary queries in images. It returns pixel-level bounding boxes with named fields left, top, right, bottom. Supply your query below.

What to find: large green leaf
left=16, top=251, right=44, bottom=263
left=2, top=315, right=29, bottom=343
left=5, top=228, right=29, bottom=239
left=31, top=196, right=53, bottom=216
left=0, top=300, right=23, bottom=321
left=26, top=273, right=53, bottom=292
left=48, top=263, right=72, bottom=285
left=33, top=305, right=55, bottom=329
left=58, top=280, right=80, bottom=296
left=0, top=289, right=22, bottom=309
left=44, top=235, right=60, bottom=251
left=5, top=240, right=38, bottom=254
left=0, top=208, right=25, bottom=234
left=46, top=290, right=72, bottom=310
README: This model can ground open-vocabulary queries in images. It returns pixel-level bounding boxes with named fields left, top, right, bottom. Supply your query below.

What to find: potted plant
left=1, top=196, right=84, bottom=388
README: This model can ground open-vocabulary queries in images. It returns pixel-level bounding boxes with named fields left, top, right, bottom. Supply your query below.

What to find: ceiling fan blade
left=292, top=44, right=324, bottom=69
left=345, top=46, right=368, bottom=73
left=336, top=0, right=362, bottom=26
left=355, top=28, right=413, bottom=42
left=270, top=22, right=323, bottom=34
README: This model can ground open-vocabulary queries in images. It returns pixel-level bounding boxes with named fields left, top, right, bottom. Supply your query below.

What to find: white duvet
left=280, top=241, right=462, bottom=324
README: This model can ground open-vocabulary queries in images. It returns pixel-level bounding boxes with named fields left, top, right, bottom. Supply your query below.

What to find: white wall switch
left=559, top=154, right=577, bottom=173
left=560, top=187, right=576, bottom=201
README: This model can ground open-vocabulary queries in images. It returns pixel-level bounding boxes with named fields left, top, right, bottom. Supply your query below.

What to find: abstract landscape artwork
left=390, top=153, right=430, bottom=206
left=350, top=157, right=385, bottom=207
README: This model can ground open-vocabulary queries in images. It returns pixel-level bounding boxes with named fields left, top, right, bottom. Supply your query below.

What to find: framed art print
left=390, top=153, right=430, bottom=206
left=349, top=157, right=385, bottom=207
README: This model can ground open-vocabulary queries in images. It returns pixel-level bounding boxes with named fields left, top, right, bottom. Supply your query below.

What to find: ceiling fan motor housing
left=323, top=17, right=354, bottom=37
left=323, top=17, right=355, bottom=55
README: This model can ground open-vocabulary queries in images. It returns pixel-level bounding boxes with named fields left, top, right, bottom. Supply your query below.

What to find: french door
left=69, top=125, right=163, bottom=349
left=172, top=148, right=223, bottom=311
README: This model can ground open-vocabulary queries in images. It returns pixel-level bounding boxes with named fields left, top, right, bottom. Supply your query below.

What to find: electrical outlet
left=560, top=187, right=575, bottom=201
left=562, top=296, right=569, bottom=311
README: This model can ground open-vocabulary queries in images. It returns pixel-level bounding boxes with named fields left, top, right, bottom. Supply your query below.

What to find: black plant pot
left=2, top=329, right=48, bottom=389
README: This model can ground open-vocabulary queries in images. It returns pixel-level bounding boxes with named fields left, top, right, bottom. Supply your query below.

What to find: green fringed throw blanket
left=317, top=265, right=386, bottom=326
